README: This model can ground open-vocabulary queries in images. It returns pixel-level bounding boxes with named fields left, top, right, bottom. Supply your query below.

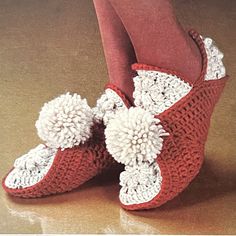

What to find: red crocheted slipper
left=2, top=84, right=131, bottom=198
left=105, top=30, right=229, bottom=210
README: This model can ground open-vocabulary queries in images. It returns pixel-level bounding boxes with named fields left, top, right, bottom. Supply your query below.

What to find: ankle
left=183, top=34, right=202, bottom=83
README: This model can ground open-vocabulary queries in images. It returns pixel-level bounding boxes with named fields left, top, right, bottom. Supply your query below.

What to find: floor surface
left=0, top=0, right=235, bottom=234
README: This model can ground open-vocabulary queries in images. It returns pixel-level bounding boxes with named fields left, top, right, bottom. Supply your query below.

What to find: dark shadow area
left=158, top=157, right=236, bottom=211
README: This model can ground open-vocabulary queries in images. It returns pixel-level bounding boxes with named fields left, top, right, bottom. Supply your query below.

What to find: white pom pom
left=105, top=107, right=169, bottom=165
left=35, top=93, right=94, bottom=150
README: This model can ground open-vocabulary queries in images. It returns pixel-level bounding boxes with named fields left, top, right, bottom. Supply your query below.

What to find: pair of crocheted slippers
left=2, top=30, right=228, bottom=210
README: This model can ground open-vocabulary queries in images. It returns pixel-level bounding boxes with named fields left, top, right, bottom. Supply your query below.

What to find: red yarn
left=2, top=84, right=131, bottom=198
left=121, top=30, right=229, bottom=210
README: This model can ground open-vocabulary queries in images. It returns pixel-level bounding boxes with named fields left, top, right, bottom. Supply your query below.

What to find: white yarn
left=5, top=144, right=56, bottom=189
left=36, top=93, right=94, bottom=150
left=93, top=88, right=127, bottom=125
left=203, top=37, right=226, bottom=80
left=133, top=70, right=192, bottom=115
left=14, top=144, right=55, bottom=170
left=119, top=162, right=162, bottom=205
left=105, top=107, right=168, bottom=166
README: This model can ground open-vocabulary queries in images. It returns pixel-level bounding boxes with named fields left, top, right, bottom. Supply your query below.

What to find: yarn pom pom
left=36, top=93, right=94, bottom=150
left=105, top=107, right=169, bottom=165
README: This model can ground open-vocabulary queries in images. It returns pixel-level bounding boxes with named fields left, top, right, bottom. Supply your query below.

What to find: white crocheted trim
left=133, top=70, right=192, bottom=115
left=5, top=144, right=57, bottom=189
left=36, top=93, right=94, bottom=150
left=203, top=37, right=226, bottom=80
left=119, top=162, right=162, bottom=205
left=105, top=107, right=168, bottom=166
left=93, top=88, right=127, bottom=126
left=132, top=36, right=226, bottom=115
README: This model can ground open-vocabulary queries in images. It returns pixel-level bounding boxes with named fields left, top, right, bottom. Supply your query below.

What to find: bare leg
left=108, top=0, right=202, bottom=84
left=93, top=0, right=137, bottom=102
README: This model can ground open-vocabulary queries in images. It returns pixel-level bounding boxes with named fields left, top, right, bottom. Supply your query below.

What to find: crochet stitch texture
left=105, top=30, right=228, bottom=210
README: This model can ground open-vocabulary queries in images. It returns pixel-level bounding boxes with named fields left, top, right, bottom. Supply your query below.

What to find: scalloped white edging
left=5, top=144, right=57, bottom=189
left=93, top=88, right=127, bottom=125
left=119, top=162, right=162, bottom=205
left=203, top=37, right=226, bottom=81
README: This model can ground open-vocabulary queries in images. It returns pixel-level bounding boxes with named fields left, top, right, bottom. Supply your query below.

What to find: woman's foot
left=105, top=30, right=228, bottom=210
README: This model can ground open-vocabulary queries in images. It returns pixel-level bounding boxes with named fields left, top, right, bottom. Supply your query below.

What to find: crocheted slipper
left=105, top=30, right=229, bottom=210
left=2, top=84, right=131, bottom=198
